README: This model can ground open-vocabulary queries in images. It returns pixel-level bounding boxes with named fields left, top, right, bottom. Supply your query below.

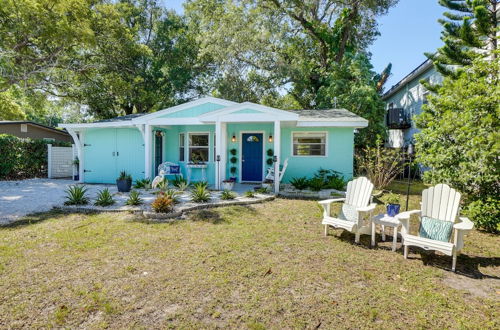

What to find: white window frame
left=291, top=131, right=328, bottom=157
left=188, top=132, right=210, bottom=163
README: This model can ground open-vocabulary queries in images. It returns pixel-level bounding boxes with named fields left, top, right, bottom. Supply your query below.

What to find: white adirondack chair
left=319, top=177, right=376, bottom=243
left=396, top=184, right=474, bottom=272
left=265, top=158, right=289, bottom=182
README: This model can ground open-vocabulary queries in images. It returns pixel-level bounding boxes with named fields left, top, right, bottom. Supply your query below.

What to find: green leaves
left=415, top=58, right=500, bottom=233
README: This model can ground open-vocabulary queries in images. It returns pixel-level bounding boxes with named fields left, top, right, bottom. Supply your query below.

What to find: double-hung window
left=189, top=133, right=209, bottom=162
left=179, top=133, right=185, bottom=161
left=292, top=132, right=327, bottom=156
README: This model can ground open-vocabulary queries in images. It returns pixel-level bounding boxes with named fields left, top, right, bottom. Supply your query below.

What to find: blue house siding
left=280, top=127, right=354, bottom=183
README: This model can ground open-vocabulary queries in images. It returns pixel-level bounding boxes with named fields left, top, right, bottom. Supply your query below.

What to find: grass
left=0, top=185, right=498, bottom=328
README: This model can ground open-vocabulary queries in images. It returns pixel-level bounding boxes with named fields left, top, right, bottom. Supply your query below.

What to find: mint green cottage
left=59, top=97, right=368, bottom=193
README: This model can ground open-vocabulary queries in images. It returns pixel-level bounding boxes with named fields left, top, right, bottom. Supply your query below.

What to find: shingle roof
left=95, top=113, right=146, bottom=123
left=286, top=109, right=367, bottom=122
left=0, top=120, right=70, bottom=135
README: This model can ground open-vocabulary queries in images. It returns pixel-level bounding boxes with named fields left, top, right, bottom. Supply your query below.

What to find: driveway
left=0, top=179, right=114, bottom=225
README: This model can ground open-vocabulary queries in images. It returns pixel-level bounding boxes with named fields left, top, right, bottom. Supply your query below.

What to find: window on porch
left=179, top=133, right=185, bottom=161
left=189, top=133, right=209, bottom=162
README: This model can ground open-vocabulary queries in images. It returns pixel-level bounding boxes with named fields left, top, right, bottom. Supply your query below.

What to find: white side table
left=371, top=214, right=401, bottom=252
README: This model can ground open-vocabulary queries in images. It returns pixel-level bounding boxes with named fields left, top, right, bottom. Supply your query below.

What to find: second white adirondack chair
left=265, top=158, right=289, bottom=182
left=319, top=177, right=376, bottom=243
left=396, top=184, right=474, bottom=272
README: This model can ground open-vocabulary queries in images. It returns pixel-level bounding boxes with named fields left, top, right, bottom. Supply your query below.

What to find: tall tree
left=427, top=0, right=499, bottom=77
left=415, top=58, right=500, bottom=233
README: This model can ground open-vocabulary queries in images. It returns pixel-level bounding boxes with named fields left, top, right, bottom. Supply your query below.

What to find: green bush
left=220, top=190, right=236, bottom=200
left=244, top=190, right=255, bottom=198
left=94, top=188, right=115, bottom=207
left=307, top=177, right=324, bottom=191
left=126, top=190, right=143, bottom=206
left=191, top=185, right=210, bottom=203
left=64, top=185, right=89, bottom=205
left=172, top=175, right=187, bottom=188
left=465, top=198, right=500, bottom=234
left=290, top=177, right=308, bottom=190
left=0, top=134, right=52, bottom=179
left=134, top=178, right=151, bottom=189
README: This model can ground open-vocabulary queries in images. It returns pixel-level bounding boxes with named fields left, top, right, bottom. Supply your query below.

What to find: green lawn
left=0, top=188, right=498, bottom=328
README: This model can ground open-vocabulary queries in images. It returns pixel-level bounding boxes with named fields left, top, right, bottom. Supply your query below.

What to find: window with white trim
left=179, top=133, right=185, bottom=161
left=292, top=132, right=327, bottom=156
left=189, top=133, right=209, bottom=162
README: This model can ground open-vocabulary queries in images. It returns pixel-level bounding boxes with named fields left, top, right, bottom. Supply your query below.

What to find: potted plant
left=116, top=170, right=132, bottom=192
left=385, top=192, right=400, bottom=217
left=222, top=179, right=235, bottom=191
left=72, top=157, right=79, bottom=181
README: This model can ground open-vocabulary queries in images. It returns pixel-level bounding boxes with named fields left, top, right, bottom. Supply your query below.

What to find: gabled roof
left=59, top=97, right=369, bottom=129
left=382, top=59, right=434, bottom=100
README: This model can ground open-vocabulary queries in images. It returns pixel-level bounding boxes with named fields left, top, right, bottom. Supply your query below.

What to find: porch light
left=155, top=130, right=164, bottom=137
left=231, top=133, right=236, bottom=142
left=268, top=134, right=273, bottom=142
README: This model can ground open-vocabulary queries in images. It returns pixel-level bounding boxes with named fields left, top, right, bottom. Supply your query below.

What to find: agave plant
left=193, top=181, right=209, bottom=190
left=190, top=185, right=211, bottom=203
left=172, top=175, right=188, bottom=188
left=156, top=178, right=169, bottom=191
left=176, top=181, right=189, bottom=191
left=244, top=190, right=255, bottom=198
left=134, top=178, right=151, bottom=190
left=220, top=190, right=236, bottom=200
left=94, top=188, right=115, bottom=206
left=125, top=190, right=143, bottom=206
left=162, top=189, right=181, bottom=203
left=64, top=185, right=89, bottom=205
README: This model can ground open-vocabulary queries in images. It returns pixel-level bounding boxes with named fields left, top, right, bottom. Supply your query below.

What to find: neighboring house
left=0, top=121, right=73, bottom=143
left=382, top=59, right=442, bottom=148
left=59, top=97, right=368, bottom=193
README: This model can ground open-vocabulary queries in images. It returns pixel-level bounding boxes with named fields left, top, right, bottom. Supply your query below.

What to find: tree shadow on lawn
left=0, top=208, right=97, bottom=229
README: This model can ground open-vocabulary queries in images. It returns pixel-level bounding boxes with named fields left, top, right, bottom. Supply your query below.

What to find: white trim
left=59, top=121, right=135, bottom=129
left=291, top=131, right=328, bottom=158
left=133, top=97, right=237, bottom=123
left=146, top=118, right=204, bottom=126
left=199, top=102, right=299, bottom=121
left=153, top=130, right=165, bottom=175
left=66, top=129, right=84, bottom=182
left=47, top=144, right=52, bottom=178
left=178, top=132, right=186, bottom=162
left=145, top=125, right=152, bottom=179
left=273, top=121, right=281, bottom=194
left=296, top=121, right=368, bottom=128
left=239, top=131, right=265, bottom=183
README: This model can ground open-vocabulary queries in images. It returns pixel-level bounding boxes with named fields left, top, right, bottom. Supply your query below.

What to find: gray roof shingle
left=95, top=113, right=146, bottom=123
left=286, top=109, right=367, bottom=122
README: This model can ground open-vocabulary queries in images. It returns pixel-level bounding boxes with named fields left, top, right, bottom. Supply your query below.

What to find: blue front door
left=241, top=133, right=263, bottom=181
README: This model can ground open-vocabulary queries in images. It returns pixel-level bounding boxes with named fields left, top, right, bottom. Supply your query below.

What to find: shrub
left=193, top=181, right=209, bottom=189
left=94, top=188, right=115, bottom=206
left=230, top=167, right=237, bottom=174
left=465, top=198, right=500, bottom=234
left=0, top=134, right=51, bottom=179
left=255, top=187, right=268, bottom=194
left=266, top=158, right=273, bottom=165
left=151, top=194, right=174, bottom=213
left=176, top=181, right=189, bottom=191
left=191, top=185, right=210, bottom=203
left=64, top=185, right=89, bottom=205
left=220, top=190, right=236, bottom=200
left=126, top=190, right=143, bottom=206
left=162, top=188, right=181, bottom=203
left=290, top=177, right=309, bottom=190
left=267, top=149, right=273, bottom=156
left=230, top=156, right=237, bottom=164
left=172, top=175, right=187, bottom=188
left=355, top=141, right=405, bottom=189
left=156, top=178, right=168, bottom=191
left=307, top=177, right=324, bottom=191
left=230, top=148, right=237, bottom=155
left=134, top=178, right=151, bottom=189
left=244, top=190, right=255, bottom=198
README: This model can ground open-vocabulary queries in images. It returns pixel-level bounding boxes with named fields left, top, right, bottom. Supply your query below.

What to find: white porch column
left=215, top=120, right=222, bottom=190
left=145, top=124, right=152, bottom=179
left=67, top=129, right=84, bottom=183
left=273, top=120, right=281, bottom=194
left=220, top=122, right=227, bottom=182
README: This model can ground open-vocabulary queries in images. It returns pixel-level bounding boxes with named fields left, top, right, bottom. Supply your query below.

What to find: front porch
left=145, top=120, right=284, bottom=193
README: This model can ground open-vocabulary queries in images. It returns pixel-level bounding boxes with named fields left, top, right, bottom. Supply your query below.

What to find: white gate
left=47, top=144, right=74, bottom=178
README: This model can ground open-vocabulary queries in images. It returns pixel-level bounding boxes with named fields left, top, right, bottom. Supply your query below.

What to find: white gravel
left=0, top=179, right=117, bottom=225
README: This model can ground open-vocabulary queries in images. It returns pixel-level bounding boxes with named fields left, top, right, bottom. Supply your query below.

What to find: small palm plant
left=191, top=185, right=211, bottom=203
left=220, top=190, right=236, bottom=200
left=193, top=181, right=209, bottom=189
left=163, top=189, right=181, bottom=203
left=176, top=181, right=189, bottom=191
left=95, top=188, right=115, bottom=207
left=125, top=190, right=143, bottom=206
left=64, top=185, right=89, bottom=205
left=244, top=190, right=255, bottom=198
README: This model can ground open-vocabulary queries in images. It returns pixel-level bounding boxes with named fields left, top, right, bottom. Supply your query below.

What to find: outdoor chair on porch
left=152, top=162, right=182, bottom=188
left=396, top=184, right=474, bottom=272
left=265, top=158, right=288, bottom=182
left=319, top=177, right=376, bottom=243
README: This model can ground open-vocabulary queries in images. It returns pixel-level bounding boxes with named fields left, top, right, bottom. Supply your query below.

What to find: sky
left=164, top=0, right=446, bottom=90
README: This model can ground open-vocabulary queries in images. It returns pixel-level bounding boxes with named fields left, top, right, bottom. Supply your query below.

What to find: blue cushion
left=419, top=216, right=453, bottom=242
